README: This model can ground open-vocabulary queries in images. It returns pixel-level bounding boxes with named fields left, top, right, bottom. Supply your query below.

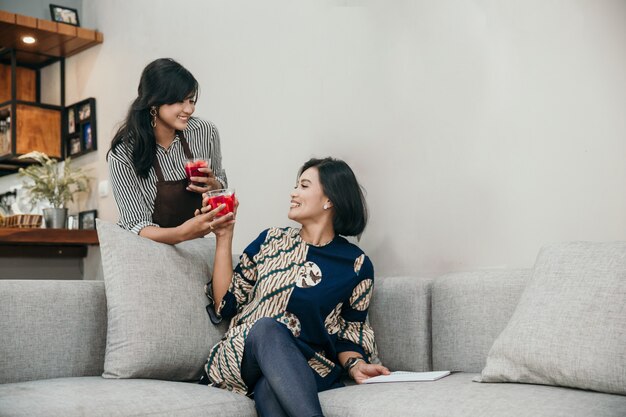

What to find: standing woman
left=108, top=58, right=228, bottom=244
left=202, top=157, right=390, bottom=417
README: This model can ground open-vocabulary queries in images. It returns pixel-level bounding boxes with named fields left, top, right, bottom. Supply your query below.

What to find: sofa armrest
left=0, top=280, right=107, bottom=384
left=369, top=276, right=433, bottom=372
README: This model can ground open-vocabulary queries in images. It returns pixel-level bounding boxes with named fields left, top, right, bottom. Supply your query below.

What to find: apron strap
left=178, top=131, right=194, bottom=160
left=152, top=132, right=195, bottom=182
left=153, top=154, right=166, bottom=182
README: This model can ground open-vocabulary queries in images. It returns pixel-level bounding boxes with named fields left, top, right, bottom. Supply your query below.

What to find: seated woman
left=201, top=157, right=390, bottom=417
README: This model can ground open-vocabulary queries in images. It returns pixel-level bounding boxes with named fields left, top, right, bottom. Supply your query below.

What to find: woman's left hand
left=186, top=166, right=222, bottom=194
left=350, top=362, right=391, bottom=384
left=194, top=195, right=239, bottom=237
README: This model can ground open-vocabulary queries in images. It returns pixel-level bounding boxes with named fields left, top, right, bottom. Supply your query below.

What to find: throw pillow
left=475, top=241, right=626, bottom=395
left=97, top=220, right=227, bottom=381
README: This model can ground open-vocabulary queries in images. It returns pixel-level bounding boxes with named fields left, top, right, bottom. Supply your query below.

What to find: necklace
left=299, top=230, right=334, bottom=247
left=307, top=237, right=334, bottom=247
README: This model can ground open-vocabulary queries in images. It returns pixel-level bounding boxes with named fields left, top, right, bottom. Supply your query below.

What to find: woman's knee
left=249, top=317, right=284, bottom=338
left=247, top=317, right=288, bottom=347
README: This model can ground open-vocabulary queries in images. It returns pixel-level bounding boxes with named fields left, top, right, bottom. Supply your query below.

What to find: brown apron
left=151, top=134, right=203, bottom=228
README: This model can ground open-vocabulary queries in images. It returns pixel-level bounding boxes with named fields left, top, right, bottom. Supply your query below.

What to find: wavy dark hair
left=107, top=58, right=199, bottom=178
left=299, top=157, right=368, bottom=237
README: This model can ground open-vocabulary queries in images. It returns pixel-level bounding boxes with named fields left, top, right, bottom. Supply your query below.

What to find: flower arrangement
left=18, top=151, right=90, bottom=209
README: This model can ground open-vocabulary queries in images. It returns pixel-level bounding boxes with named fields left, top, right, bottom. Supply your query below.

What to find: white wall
left=3, top=0, right=626, bottom=278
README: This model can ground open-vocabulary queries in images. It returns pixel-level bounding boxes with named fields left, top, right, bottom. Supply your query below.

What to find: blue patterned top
left=204, top=227, right=377, bottom=394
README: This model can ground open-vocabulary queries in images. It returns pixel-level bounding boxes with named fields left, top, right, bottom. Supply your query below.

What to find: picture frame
left=64, top=97, right=97, bottom=158
left=67, top=214, right=79, bottom=230
left=78, top=102, right=91, bottom=121
left=49, top=4, right=80, bottom=27
left=82, top=123, right=93, bottom=150
left=67, top=107, right=75, bottom=134
left=78, top=209, right=97, bottom=230
left=69, top=136, right=81, bottom=155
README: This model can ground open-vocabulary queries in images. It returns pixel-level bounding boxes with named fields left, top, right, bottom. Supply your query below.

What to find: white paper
left=361, top=370, right=451, bottom=384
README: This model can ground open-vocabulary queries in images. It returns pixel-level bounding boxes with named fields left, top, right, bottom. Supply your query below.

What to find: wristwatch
left=343, top=356, right=365, bottom=373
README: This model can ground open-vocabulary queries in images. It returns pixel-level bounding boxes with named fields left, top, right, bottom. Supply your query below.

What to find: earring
left=150, top=106, right=157, bottom=128
left=323, top=203, right=329, bottom=210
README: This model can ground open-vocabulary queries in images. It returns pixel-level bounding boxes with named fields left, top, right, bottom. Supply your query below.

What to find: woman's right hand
left=350, top=362, right=391, bottom=384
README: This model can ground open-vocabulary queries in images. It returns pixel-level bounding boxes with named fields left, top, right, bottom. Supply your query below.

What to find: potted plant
left=18, top=151, right=91, bottom=228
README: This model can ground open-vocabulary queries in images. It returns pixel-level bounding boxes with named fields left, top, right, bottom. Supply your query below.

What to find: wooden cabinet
left=15, top=104, right=61, bottom=156
left=0, top=10, right=103, bottom=176
left=0, top=64, right=36, bottom=102
left=0, top=51, right=65, bottom=165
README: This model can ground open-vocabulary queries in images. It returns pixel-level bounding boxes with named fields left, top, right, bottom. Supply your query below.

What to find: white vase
left=43, top=207, right=68, bottom=229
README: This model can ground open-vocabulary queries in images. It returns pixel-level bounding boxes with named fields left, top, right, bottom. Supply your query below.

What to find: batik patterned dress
left=204, top=227, right=377, bottom=395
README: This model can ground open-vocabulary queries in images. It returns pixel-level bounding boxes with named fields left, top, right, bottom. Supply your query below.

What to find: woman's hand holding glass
left=194, top=193, right=238, bottom=237
left=175, top=203, right=230, bottom=242
left=185, top=158, right=222, bottom=194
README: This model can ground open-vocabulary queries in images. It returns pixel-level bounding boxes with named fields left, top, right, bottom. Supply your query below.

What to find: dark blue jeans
left=241, top=317, right=337, bottom=417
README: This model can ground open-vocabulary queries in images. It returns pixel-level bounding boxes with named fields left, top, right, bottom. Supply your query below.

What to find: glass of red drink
left=184, top=158, right=210, bottom=186
left=205, top=188, right=236, bottom=217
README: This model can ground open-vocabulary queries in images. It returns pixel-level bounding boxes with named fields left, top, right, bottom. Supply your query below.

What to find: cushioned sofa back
left=0, top=280, right=107, bottom=384
left=431, top=269, right=531, bottom=372
left=369, top=276, right=433, bottom=372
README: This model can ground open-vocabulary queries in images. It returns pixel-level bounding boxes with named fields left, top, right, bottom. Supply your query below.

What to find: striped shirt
left=108, top=117, right=227, bottom=234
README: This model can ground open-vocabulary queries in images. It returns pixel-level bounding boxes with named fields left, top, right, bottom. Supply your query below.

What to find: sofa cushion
left=0, top=377, right=255, bottom=417
left=476, top=242, right=626, bottom=395
left=319, top=373, right=626, bottom=417
left=369, top=276, right=433, bottom=371
left=432, top=269, right=530, bottom=372
left=97, top=220, right=228, bottom=381
left=0, top=280, right=107, bottom=384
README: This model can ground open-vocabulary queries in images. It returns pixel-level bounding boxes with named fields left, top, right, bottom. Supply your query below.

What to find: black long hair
left=107, top=58, right=199, bottom=178
left=299, top=157, right=368, bottom=237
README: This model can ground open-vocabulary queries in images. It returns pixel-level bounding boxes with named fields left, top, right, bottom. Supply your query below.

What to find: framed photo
left=69, top=136, right=81, bottom=155
left=49, top=4, right=80, bottom=26
left=67, top=108, right=75, bottom=134
left=78, top=210, right=97, bottom=230
left=64, top=97, right=97, bottom=158
left=78, top=102, right=91, bottom=121
left=82, top=123, right=93, bottom=150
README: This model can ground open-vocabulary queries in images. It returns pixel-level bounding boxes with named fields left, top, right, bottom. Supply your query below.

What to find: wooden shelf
left=0, top=10, right=103, bottom=67
left=0, top=10, right=103, bottom=175
left=0, top=227, right=98, bottom=258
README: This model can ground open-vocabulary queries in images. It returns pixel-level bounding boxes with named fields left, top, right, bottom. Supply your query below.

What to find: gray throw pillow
left=475, top=241, right=626, bottom=395
left=97, top=220, right=227, bottom=381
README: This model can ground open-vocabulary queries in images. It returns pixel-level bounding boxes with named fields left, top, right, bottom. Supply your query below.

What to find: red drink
left=184, top=159, right=209, bottom=185
left=206, top=190, right=236, bottom=217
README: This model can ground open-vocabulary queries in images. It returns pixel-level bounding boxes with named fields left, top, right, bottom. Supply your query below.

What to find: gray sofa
left=1, top=266, right=624, bottom=416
